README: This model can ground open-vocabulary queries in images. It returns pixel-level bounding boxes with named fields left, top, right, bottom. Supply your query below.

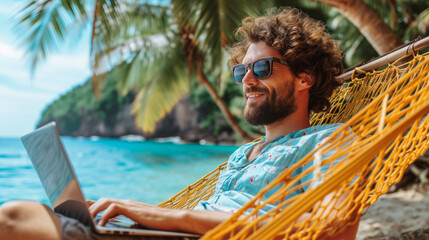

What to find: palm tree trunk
left=316, top=0, right=403, bottom=55
left=196, top=67, right=254, bottom=142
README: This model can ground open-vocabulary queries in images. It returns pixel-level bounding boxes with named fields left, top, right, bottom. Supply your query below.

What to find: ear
left=295, top=73, right=314, bottom=91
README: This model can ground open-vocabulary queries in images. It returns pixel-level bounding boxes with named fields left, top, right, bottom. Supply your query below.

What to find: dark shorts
left=58, top=214, right=197, bottom=240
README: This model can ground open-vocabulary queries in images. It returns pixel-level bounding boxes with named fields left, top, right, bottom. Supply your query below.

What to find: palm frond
left=16, top=0, right=87, bottom=73
left=171, top=0, right=266, bottom=77
left=90, top=2, right=171, bottom=95
left=113, top=41, right=168, bottom=96
left=131, top=46, right=191, bottom=133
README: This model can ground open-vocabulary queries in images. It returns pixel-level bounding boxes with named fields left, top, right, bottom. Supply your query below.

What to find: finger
left=107, top=216, right=121, bottom=223
left=89, top=198, right=146, bottom=219
left=98, top=203, right=123, bottom=226
left=89, top=198, right=119, bottom=218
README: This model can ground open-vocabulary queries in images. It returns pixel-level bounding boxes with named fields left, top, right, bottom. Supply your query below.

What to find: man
left=0, top=7, right=358, bottom=240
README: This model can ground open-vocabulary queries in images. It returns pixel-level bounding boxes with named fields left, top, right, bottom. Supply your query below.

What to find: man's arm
left=88, top=198, right=232, bottom=234
left=88, top=190, right=359, bottom=239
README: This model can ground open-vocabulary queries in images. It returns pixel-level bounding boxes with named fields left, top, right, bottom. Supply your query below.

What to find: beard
left=244, top=84, right=297, bottom=126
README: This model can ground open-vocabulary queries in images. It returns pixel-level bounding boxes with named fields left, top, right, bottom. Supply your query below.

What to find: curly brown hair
left=229, top=7, right=343, bottom=113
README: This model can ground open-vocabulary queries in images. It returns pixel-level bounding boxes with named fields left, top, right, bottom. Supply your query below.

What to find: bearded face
left=244, top=82, right=297, bottom=126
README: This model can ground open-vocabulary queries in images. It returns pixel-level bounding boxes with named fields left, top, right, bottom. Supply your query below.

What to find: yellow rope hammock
left=158, top=43, right=429, bottom=239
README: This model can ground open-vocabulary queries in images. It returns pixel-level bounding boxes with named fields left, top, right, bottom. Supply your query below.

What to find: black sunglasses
left=231, top=57, right=288, bottom=84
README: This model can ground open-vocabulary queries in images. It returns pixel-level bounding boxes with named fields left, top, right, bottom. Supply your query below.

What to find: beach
left=356, top=185, right=429, bottom=239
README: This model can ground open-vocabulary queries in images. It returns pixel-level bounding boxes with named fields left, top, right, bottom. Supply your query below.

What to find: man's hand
left=87, top=198, right=186, bottom=232
left=86, top=198, right=232, bottom=234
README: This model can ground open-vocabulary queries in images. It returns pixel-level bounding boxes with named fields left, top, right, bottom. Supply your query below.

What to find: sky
left=0, top=0, right=91, bottom=137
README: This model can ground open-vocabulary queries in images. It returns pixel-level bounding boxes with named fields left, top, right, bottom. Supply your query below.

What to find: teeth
left=248, top=94, right=262, bottom=98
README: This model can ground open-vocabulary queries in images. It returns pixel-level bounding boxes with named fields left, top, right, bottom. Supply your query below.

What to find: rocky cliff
left=37, top=76, right=236, bottom=144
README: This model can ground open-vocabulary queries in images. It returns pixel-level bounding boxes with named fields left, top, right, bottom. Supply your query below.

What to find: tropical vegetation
left=16, top=0, right=429, bottom=142
left=38, top=72, right=134, bottom=134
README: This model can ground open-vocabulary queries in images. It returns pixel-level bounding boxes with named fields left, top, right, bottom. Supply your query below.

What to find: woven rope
left=159, top=52, right=429, bottom=239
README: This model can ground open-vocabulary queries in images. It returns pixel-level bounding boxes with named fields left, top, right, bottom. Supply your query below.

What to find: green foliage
left=38, top=72, right=133, bottom=131
left=326, top=11, right=379, bottom=67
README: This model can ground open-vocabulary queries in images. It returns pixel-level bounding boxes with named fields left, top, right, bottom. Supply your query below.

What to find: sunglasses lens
left=233, top=65, right=246, bottom=83
left=253, top=59, right=271, bottom=79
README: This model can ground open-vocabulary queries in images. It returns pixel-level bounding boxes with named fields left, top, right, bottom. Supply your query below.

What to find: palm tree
left=90, top=2, right=192, bottom=134
left=16, top=0, right=269, bottom=142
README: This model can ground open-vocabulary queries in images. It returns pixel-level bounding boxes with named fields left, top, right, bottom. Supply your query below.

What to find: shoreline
left=72, top=134, right=240, bottom=146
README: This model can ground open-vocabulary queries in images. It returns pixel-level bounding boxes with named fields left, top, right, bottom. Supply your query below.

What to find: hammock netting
left=158, top=51, right=429, bottom=239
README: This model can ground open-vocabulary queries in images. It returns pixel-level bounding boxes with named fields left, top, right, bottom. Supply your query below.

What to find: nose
left=241, top=67, right=259, bottom=87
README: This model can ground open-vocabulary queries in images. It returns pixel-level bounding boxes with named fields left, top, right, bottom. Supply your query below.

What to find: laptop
left=21, top=122, right=199, bottom=238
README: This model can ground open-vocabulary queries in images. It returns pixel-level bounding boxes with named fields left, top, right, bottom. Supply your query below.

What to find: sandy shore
left=356, top=186, right=429, bottom=239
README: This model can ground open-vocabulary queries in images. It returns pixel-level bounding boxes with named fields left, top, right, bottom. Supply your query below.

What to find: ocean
left=0, top=137, right=237, bottom=206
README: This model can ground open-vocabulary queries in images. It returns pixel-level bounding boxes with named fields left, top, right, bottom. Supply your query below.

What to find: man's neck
left=263, top=108, right=311, bottom=143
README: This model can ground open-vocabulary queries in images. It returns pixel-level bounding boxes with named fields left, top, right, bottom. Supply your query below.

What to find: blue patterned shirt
left=195, top=124, right=342, bottom=214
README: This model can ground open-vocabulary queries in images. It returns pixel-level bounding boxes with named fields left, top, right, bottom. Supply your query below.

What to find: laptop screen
left=21, top=122, right=94, bottom=227
left=21, top=122, right=76, bottom=205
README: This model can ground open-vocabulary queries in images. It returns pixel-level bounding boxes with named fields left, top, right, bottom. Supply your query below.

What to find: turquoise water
left=0, top=137, right=237, bottom=206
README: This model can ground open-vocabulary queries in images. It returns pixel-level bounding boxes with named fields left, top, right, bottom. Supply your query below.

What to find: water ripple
left=0, top=154, right=22, bottom=158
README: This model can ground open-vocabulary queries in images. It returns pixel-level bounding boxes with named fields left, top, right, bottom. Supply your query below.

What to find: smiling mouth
left=246, top=93, right=266, bottom=99
left=245, top=87, right=268, bottom=102
left=248, top=94, right=264, bottom=98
